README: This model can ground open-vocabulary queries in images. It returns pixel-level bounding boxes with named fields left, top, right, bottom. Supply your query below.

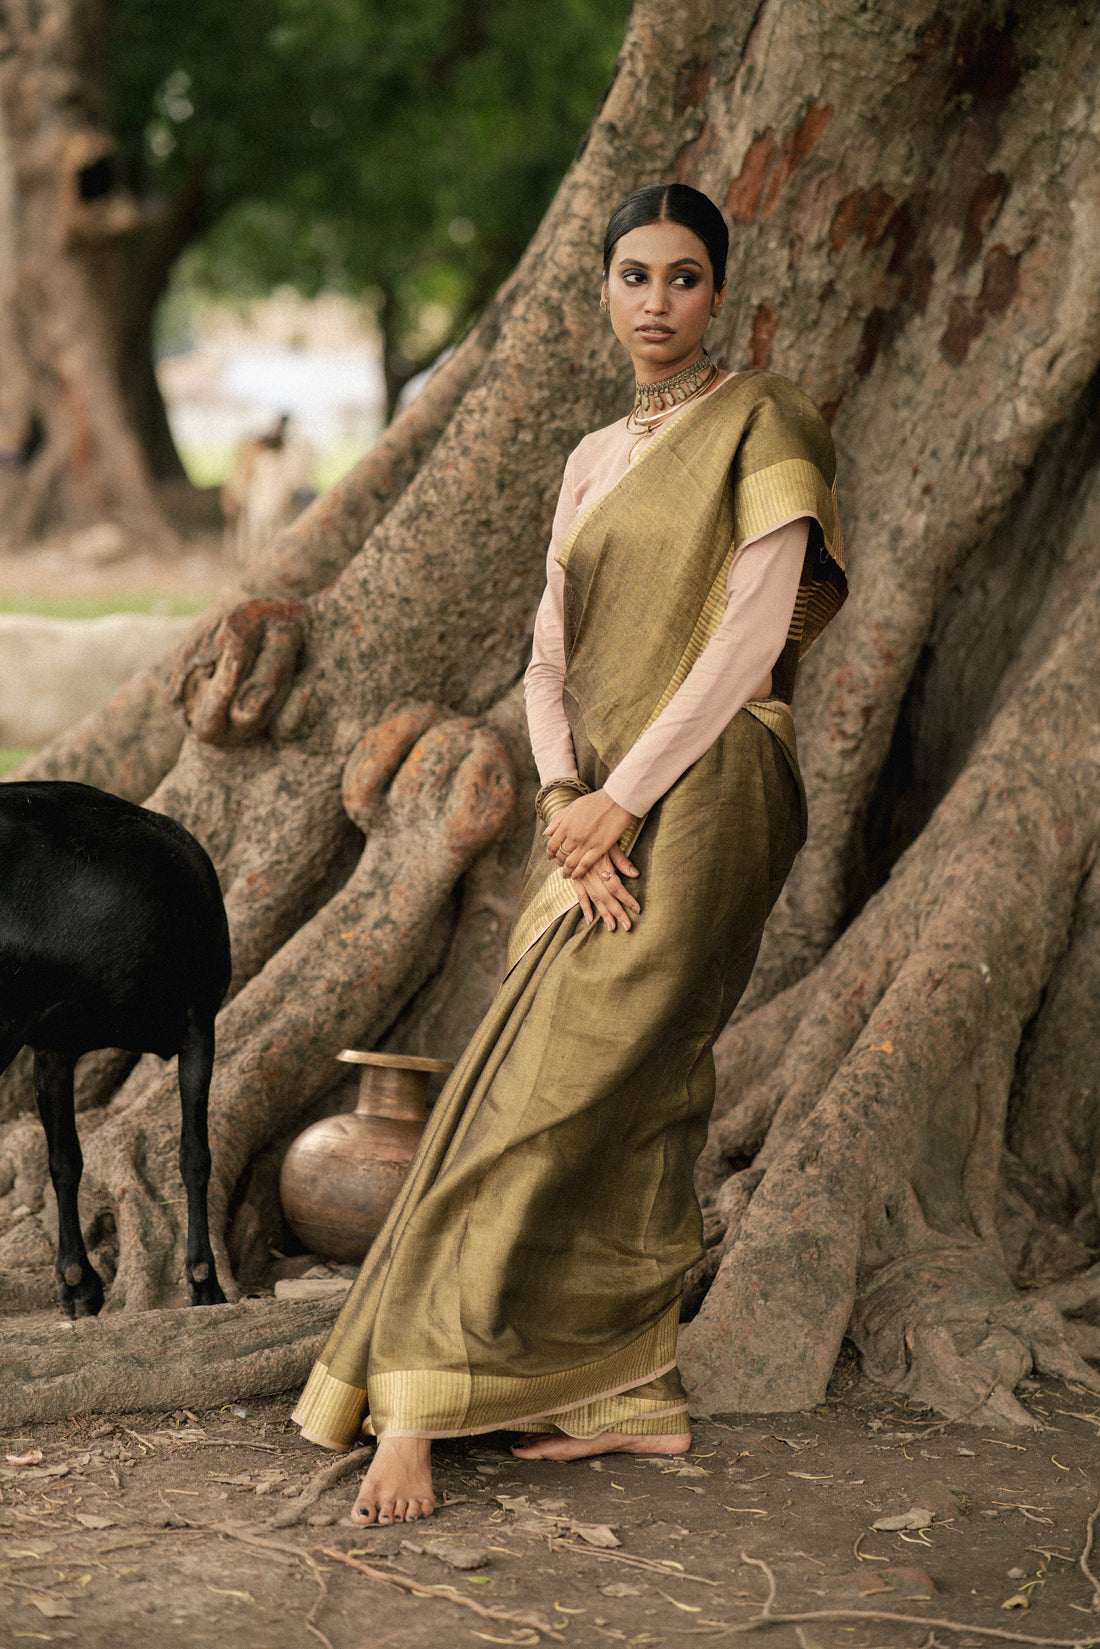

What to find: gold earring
left=599, top=296, right=608, bottom=314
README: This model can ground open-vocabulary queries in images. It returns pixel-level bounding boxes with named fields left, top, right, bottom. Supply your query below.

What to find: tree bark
left=0, top=0, right=184, bottom=543
left=0, top=1297, right=342, bottom=1428
left=6, top=0, right=1100, bottom=1429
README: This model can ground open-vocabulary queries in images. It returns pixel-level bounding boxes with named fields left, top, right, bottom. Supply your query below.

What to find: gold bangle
left=535, top=778, right=591, bottom=825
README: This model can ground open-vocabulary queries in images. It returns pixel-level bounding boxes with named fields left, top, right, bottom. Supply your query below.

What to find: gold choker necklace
left=627, top=350, right=718, bottom=433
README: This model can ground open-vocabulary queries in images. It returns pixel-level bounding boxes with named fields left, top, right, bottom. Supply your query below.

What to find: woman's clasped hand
left=543, top=788, right=640, bottom=931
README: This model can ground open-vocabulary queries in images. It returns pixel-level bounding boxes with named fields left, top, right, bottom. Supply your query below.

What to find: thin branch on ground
left=545, top=1535, right=721, bottom=1583
left=732, top=1552, right=1100, bottom=1646
left=885, top=1381, right=1000, bottom=1434
left=268, top=1445, right=373, bottom=1529
left=164, top=1438, right=282, bottom=1452
left=317, top=1543, right=566, bottom=1642
left=1078, top=1493, right=1100, bottom=1612
left=159, top=1502, right=335, bottom=1649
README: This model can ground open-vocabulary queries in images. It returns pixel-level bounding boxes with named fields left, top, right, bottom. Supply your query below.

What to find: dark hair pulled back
left=602, top=183, right=728, bottom=287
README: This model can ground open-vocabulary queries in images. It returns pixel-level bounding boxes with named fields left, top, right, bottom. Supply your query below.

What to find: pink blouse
left=523, top=402, right=809, bottom=817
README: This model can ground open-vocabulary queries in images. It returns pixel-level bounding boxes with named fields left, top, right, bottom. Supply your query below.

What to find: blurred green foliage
left=111, top=0, right=630, bottom=395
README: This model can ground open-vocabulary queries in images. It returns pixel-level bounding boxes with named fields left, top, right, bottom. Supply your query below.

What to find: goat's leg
left=178, top=1009, right=227, bottom=1306
left=33, top=1048, right=105, bottom=1317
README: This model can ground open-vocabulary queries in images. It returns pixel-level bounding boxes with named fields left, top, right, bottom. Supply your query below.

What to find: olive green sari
left=293, top=371, right=845, bottom=1448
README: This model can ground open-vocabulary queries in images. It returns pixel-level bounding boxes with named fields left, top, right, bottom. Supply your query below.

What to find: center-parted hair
left=602, top=183, right=729, bottom=288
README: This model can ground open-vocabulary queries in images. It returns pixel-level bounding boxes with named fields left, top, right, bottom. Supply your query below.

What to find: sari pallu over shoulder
left=507, top=370, right=846, bottom=972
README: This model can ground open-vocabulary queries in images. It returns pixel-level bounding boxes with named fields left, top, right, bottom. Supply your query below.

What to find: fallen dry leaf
left=30, top=1598, right=75, bottom=1619
left=571, top=1522, right=620, bottom=1549
left=871, top=1508, right=933, bottom=1532
left=6, top=1451, right=43, bottom=1467
left=73, top=1514, right=117, bottom=1530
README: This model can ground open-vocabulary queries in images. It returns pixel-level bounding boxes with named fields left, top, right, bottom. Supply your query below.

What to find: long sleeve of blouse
left=524, top=495, right=809, bottom=818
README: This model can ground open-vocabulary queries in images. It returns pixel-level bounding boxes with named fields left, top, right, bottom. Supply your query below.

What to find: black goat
left=0, top=781, right=231, bottom=1316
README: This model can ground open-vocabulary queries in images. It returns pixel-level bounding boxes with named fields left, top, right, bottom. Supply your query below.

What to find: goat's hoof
left=58, top=1267, right=105, bottom=1318
left=188, top=1273, right=227, bottom=1307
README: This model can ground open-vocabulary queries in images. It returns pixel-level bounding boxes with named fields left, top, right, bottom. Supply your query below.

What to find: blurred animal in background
left=221, top=412, right=315, bottom=568
left=0, top=781, right=231, bottom=1317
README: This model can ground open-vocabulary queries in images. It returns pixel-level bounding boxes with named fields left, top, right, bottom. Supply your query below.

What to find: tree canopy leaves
left=111, top=0, right=630, bottom=393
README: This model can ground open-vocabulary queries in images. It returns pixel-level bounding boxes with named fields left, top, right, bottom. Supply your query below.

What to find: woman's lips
left=637, top=326, right=673, bottom=338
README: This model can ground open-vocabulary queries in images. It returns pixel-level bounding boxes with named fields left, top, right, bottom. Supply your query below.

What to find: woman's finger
left=582, top=871, right=634, bottom=931
left=610, top=844, right=639, bottom=878
left=593, top=862, right=640, bottom=913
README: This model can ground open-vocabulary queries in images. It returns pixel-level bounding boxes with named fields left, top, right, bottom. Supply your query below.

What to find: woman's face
left=602, top=218, right=724, bottom=384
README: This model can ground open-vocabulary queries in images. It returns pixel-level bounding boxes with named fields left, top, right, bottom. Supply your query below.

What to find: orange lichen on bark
left=830, top=189, right=865, bottom=253
left=762, top=102, right=833, bottom=218
left=166, top=598, right=307, bottom=745
left=979, top=244, right=1020, bottom=313
left=748, top=302, right=779, bottom=370
left=674, top=55, right=712, bottom=114
left=726, top=133, right=776, bottom=223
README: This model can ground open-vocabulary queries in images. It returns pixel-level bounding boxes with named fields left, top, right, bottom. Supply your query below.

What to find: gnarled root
left=680, top=559, right=1100, bottom=1422
left=166, top=597, right=307, bottom=745
left=851, top=1234, right=1100, bottom=1430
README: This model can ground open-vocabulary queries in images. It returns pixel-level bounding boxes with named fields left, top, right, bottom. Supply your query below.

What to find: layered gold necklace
left=626, top=348, right=718, bottom=434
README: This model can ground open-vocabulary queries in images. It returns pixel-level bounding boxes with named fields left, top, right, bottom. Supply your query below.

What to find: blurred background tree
left=0, top=0, right=628, bottom=540
left=117, top=0, right=631, bottom=421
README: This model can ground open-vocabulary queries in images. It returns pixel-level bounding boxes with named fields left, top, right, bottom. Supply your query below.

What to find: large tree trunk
left=0, top=0, right=186, bottom=542
left=6, top=0, right=1100, bottom=1429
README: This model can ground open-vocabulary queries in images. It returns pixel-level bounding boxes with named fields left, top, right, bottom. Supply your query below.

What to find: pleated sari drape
left=293, top=370, right=846, bottom=1449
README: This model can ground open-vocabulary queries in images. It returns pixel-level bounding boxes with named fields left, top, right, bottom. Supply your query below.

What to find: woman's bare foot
left=511, top=1429, right=691, bottom=1461
left=351, top=1435, right=436, bottom=1524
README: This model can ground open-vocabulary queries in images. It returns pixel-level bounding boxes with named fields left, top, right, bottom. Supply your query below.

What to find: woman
left=293, top=183, right=846, bottom=1525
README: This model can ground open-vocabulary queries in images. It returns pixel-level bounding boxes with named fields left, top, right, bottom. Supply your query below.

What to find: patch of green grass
left=0, top=593, right=207, bottom=619
left=311, top=442, right=368, bottom=493
left=177, top=440, right=370, bottom=495
left=0, top=748, right=34, bottom=774
left=178, top=443, right=236, bottom=488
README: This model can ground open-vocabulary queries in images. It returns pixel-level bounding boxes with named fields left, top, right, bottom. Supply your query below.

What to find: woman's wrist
left=535, top=778, right=591, bottom=825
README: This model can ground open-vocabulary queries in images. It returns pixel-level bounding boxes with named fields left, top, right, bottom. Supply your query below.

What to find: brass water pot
left=278, top=1049, right=453, bottom=1263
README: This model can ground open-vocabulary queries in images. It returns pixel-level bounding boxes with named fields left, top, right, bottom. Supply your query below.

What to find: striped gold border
left=510, top=1398, right=689, bottom=1439
left=735, top=458, right=843, bottom=567
left=292, top=1363, right=367, bottom=1452
left=367, top=1302, right=680, bottom=1439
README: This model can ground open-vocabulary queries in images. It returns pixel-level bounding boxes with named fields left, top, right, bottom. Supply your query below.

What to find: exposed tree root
left=0, top=1296, right=344, bottom=1427
left=267, top=1447, right=374, bottom=1530
left=681, top=531, right=1100, bottom=1419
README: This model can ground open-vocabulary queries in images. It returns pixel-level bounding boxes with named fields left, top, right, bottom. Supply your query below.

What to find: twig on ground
left=158, top=1502, right=335, bottom=1649
left=731, top=1552, right=1100, bottom=1646
left=853, top=1531, right=888, bottom=1562
left=545, top=1535, right=720, bottom=1583
left=166, top=1438, right=281, bottom=1452
left=122, top=1428, right=160, bottom=1451
left=885, top=1382, right=999, bottom=1435
left=317, top=1544, right=565, bottom=1641
left=1078, top=1493, right=1100, bottom=1612
left=268, top=1445, right=373, bottom=1529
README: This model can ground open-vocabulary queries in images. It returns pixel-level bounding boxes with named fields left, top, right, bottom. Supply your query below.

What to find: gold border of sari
left=293, top=1299, right=681, bottom=1448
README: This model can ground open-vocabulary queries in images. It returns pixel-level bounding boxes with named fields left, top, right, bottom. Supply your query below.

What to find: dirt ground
left=4, top=1347, right=1100, bottom=1649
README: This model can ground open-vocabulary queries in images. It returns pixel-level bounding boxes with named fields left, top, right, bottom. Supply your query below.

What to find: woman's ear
left=600, top=279, right=609, bottom=314
left=711, top=285, right=726, bottom=319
